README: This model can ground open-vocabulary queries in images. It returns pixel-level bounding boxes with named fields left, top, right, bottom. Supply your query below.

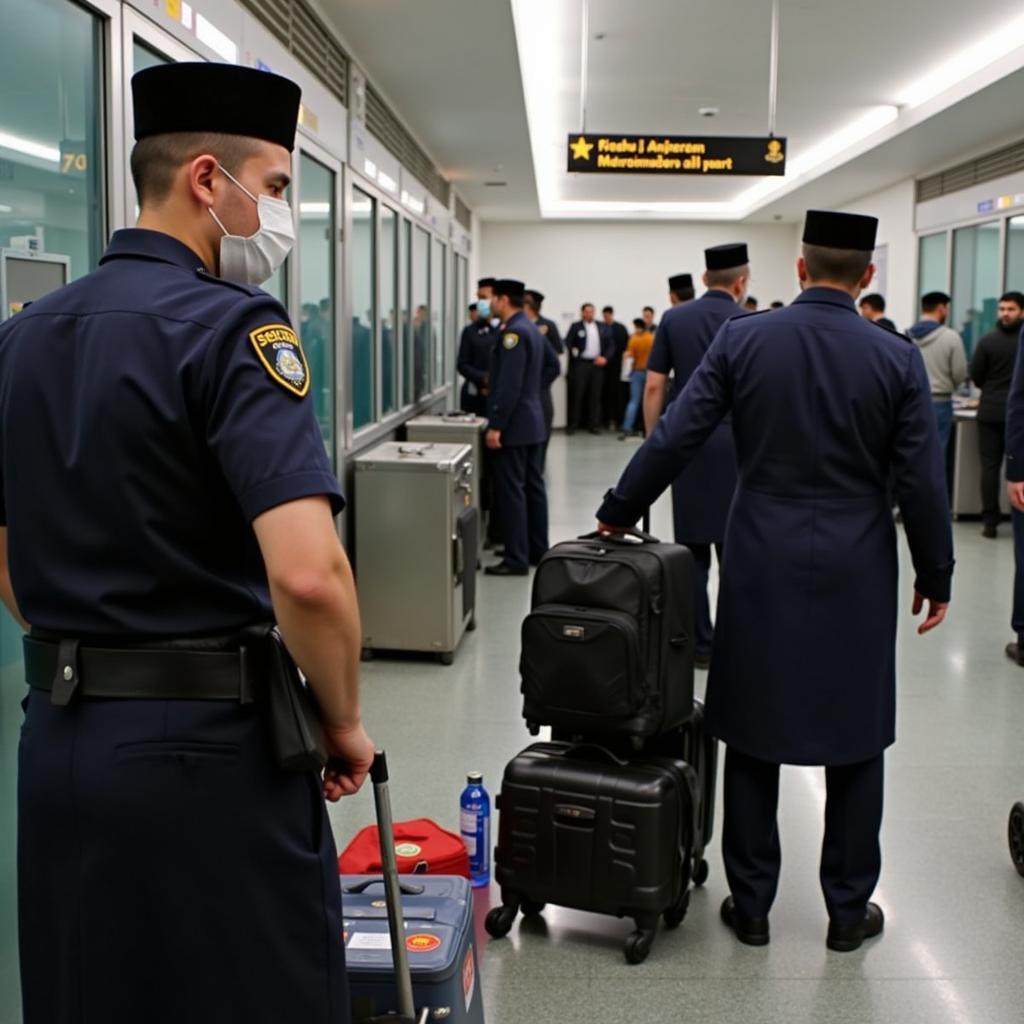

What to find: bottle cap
left=467, top=771, right=483, bottom=783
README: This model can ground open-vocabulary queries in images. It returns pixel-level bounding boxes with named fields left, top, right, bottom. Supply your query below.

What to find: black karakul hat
left=803, top=210, right=878, bottom=251
left=493, top=279, right=526, bottom=300
left=669, top=274, right=693, bottom=291
left=705, top=244, right=749, bottom=271
left=478, top=277, right=497, bottom=289
left=525, top=289, right=545, bottom=305
left=132, top=63, right=302, bottom=151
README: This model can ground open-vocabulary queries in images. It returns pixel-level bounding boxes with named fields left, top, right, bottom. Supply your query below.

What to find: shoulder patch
left=248, top=323, right=310, bottom=397
left=503, top=332, right=520, bottom=350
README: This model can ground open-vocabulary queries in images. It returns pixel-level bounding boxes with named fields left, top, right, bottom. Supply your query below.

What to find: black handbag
left=262, top=626, right=328, bottom=772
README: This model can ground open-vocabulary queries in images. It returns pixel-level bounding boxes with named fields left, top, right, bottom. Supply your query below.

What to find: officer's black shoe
left=695, top=651, right=712, bottom=671
left=826, top=902, right=884, bottom=953
left=982, top=524, right=998, bottom=538
left=485, top=562, right=529, bottom=577
left=588, top=428, right=602, bottom=435
left=720, top=896, right=769, bottom=946
left=1005, top=642, right=1024, bottom=666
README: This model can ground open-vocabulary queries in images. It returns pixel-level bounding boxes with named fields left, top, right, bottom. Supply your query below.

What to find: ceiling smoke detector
left=484, top=181, right=508, bottom=188
left=698, top=107, right=720, bottom=118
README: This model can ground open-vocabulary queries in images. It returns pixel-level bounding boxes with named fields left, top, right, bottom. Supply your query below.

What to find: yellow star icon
left=570, top=135, right=594, bottom=162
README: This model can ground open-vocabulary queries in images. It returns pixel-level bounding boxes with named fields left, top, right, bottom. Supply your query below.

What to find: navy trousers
left=689, top=542, right=723, bottom=657
left=723, top=746, right=884, bottom=925
left=1014, top=509, right=1024, bottom=643
left=19, top=690, right=349, bottom=1024
left=493, top=442, right=548, bottom=569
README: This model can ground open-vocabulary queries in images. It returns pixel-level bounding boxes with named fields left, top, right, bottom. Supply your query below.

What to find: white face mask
left=208, top=164, right=294, bottom=286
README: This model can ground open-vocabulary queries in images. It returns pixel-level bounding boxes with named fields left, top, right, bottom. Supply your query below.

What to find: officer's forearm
left=0, top=575, right=28, bottom=632
left=643, top=376, right=666, bottom=434
left=270, top=555, right=363, bottom=730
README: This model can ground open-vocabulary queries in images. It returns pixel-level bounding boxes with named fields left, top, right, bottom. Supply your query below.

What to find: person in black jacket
left=601, top=305, right=630, bottom=430
left=971, top=291, right=1024, bottom=537
left=566, top=303, right=614, bottom=434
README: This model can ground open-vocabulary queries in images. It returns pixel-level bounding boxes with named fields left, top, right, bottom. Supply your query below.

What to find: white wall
left=842, top=178, right=917, bottom=331
left=480, top=220, right=802, bottom=333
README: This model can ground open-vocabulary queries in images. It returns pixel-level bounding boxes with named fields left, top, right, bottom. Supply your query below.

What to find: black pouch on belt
left=262, top=626, right=328, bottom=772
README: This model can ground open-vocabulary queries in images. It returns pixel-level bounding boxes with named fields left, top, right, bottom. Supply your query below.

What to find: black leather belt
left=23, top=635, right=267, bottom=706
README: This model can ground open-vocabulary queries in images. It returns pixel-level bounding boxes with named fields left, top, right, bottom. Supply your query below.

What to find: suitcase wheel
left=520, top=900, right=546, bottom=917
left=526, top=722, right=540, bottom=736
left=663, top=889, right=690, bottom=930
left=485, top=905, right=518, bottom=939
left=1010, top=802, right=1024, bottom=877
left=624, top=928, right=655, bottom=965
left=693, top=858, right=710, bottom=888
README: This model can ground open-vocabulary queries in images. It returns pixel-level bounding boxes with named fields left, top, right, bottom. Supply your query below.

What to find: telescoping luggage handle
left=367, top=751, right=430, bottom=1024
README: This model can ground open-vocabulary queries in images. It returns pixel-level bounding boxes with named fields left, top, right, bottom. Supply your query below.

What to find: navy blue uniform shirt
left=0, top=228, right=343, bottom=638
left=457, top=320, right=498, bottom=387
left=648, top=289, right=744, bottom=384
left=487, top=310, right=559, bottom=446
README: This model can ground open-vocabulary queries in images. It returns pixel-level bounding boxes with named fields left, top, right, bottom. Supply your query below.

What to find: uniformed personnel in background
left=0, top=62, right=374, bottom=1023
left=524, top=288, right=564, bottom=462
left=457, top=276, right=500, bottom=416
left=644, top=244, right=750, bottom=669
left=667, top=272, right=696, bottom=306
left=598, top=210, right=953, bottom=953
left=485, top=279, right=560, bottom=576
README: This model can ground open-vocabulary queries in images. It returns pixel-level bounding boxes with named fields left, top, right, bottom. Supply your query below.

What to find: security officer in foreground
left=0, top=63, right=373, bottom=1022
left=598, top=211, right=953, bottom=952
left=457, top=276, right=500, bottom=416
left=485, top=279, right=560, bottom=576
left=644, top=244, right=750, bottom=669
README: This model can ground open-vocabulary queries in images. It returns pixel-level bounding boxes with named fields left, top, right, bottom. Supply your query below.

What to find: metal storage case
left=405, top=413, right=487, bottom=560
left=355, top=442, right=477, bottom=664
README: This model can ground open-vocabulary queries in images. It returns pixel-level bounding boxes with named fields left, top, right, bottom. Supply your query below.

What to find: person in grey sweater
left=970, top=291, right=1024, bottom=537
left=906, top=291, right=968, bottom=451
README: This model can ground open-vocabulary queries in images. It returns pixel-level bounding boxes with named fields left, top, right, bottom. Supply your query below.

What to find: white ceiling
left=320, top=0, right=1024, bottom=222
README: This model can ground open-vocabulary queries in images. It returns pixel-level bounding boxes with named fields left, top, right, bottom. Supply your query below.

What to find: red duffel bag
left=338, top=818, right=470, bottom=878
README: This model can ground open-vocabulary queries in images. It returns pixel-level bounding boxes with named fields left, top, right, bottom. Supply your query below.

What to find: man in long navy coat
left=644, top=244, right=750, bottom=668
left=598, top=211, right=954, bottom=953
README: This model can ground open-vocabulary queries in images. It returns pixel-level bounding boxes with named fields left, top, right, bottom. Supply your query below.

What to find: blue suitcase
left=342, top=874, right=485, bottom=1024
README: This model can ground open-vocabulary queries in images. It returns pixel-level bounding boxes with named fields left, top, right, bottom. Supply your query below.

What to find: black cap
left=132, top=63, right=302, bottom=151
left=477, top=277, right=496, bottom=290
left=669, top=274, right=693, bottom=292
left=705, top=244, right=749, bottom=271
left=802, top=210, right=878, bottom=251
left=493, top=278, right=525, bottom=300
left=525, top=289, right=545, bottom=306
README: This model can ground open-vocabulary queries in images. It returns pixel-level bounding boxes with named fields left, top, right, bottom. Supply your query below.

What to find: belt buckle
left=51, top=638, right=80, bottom=706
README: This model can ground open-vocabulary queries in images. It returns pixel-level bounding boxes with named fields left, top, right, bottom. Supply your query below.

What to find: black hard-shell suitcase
left=554, top=697, right=718, bottom=887
left=484, top=742, right=701, bottom=964
left=520, top=530, right=695, bottom=744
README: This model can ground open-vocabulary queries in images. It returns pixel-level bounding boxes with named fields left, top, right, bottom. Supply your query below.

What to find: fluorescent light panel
left=0, top=130, right=60, bottom=164
left=195, top=13, right=238, bottom=64
left=511, top=0, right=1024, bottom=219
left=299, top=201, right=330, bottom=215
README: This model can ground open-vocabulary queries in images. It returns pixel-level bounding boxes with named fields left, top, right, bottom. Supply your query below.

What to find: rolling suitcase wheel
left=485, top=905, right=518, bottom=938
left=693, top=859, right=710, bottom=887
left=663, top=888, right=690, bottom=930
left=623, top=928, right=655, bottom=965
left=1010, top=802, right=1024, bottom=877
left=520, top=900, right=546, bottom=917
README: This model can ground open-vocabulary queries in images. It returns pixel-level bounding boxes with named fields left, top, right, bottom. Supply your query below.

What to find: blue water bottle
left=460, top=772, right=491, bottom=887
